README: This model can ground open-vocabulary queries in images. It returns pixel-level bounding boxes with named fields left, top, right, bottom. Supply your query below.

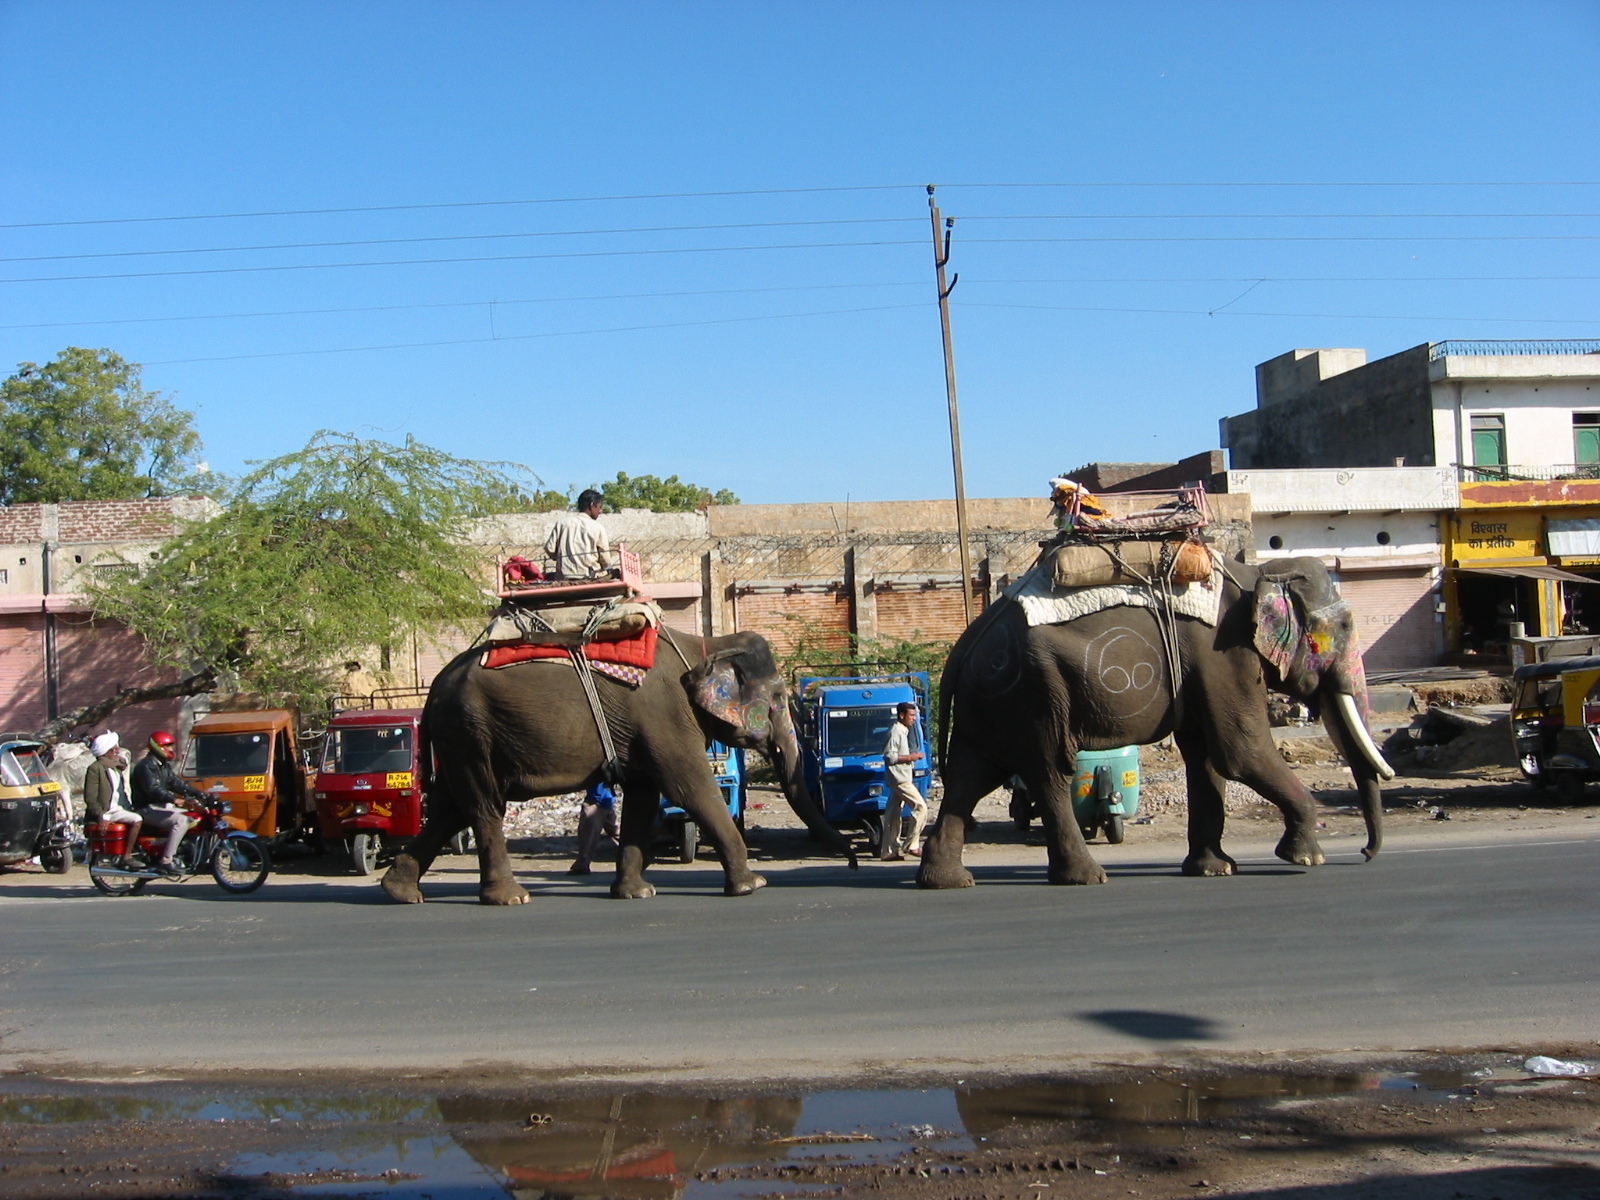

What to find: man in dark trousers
left=131, top=731, right=208, bottom=878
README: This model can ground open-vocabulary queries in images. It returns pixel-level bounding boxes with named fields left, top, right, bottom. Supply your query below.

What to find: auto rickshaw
left=1510, top=655, right=1600, bottom=801
left=656, top=741, right=746, bottom=862
left=0, top=734, right=71, bottom=873
left=1008, top=745, right=1142, bottom=844
left=313, top=707, right=425, bottom=875
left=179, top=709, right=311, bottom=841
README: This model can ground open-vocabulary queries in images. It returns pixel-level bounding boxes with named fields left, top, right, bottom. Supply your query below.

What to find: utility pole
left=928, top=184, right=975, bottom=625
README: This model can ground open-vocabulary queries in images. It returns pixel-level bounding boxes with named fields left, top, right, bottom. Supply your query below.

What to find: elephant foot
left=724, top=872, right=767, bottom=897
left=380, top=856, right=425, bottom=904
left=1275, top=832, right=1326, bottom=867
left=1182, top=849, right=1238, bottom=877
left=611, top=876, right=657, bottom=899
left=916, top=861, right=974, bottom=889
left=1047, top=861, right=1108, bottom=886
left=479, top=878, right=531, bottom=906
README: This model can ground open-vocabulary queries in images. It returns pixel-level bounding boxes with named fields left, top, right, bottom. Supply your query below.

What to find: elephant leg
left=1032, top=762, right=1108, bottom=886
left=474, top=801, right=529, bottom=905
left=1214, top=727, right=1325, bottom=867
left=611, top=780, right=659, bottom=900
left=1175, top=726, right=1237, bottom=877
left=917, top=747, right=1007, bottom=889
left=381, top=793, right=470, bottom=904
left=659, top=754, right=765, bottom=897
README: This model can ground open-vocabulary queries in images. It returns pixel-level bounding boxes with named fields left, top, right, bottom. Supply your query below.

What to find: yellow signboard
left=1450, top=511, right=1543, bottom=562
left=385, top=772, right=413, bottom=789
left=242, top=775, right=266, bottom=792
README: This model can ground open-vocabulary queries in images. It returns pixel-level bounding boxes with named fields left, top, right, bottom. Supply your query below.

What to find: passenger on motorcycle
left=83, top=731, right=142, bottom=867
left=132, top=731, right=208, bottom=879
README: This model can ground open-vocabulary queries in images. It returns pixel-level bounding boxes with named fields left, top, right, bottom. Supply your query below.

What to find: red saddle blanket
left=481, top=624, right=658, bottom=672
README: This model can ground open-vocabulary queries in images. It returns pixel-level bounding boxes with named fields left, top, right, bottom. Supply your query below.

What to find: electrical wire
left=7, top=233, right=1598, bottom=286
left=6, top=211, right=1593, bottom=267
left=10, top=276, right=1596, bottom=334
left=6, top=180, right=1599, bottom=231
left=963, top=301, right=1600, bottom=325
left=141, top=302, right=925, bottom=365
left=0, top=281, right=928, bottom=331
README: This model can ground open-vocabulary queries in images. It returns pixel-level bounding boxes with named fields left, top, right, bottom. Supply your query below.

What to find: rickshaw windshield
left=1515, top=677, right=1563, bottom=711
left=184, top=733, right=271, bottom=776
left=322, top=726, right=412, bottom=775
left=824, top=707, right=902, bottom=757
left=0, top=747, right=51, bottom=787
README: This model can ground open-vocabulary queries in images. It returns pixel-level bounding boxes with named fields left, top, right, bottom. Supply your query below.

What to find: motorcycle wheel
left=90, top=868, right=148, bottom=897
left=677, top=820, right=698, bottom=864
left=350, top=832, right=380, bottom=876
left=211, top=838, right=271, bottom=894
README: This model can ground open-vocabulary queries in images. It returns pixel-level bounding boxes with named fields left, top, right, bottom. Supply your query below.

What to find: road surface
left=1, top=821, right=1595, bottom=1077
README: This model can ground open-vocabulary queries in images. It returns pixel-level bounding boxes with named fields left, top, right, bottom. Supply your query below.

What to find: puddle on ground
left=0, top=1066, right=1517, bottom=1197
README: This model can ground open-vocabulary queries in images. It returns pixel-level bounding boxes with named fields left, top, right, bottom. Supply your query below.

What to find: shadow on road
left=1077, top=1008, right=1226, bottom=1042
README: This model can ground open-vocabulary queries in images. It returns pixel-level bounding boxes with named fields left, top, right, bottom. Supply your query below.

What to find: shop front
left=1444, top=480, right=1600, bottom=657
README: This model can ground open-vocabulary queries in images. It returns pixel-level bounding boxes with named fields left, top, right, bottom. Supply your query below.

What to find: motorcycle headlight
left=217, top=802, right=232, bottom=814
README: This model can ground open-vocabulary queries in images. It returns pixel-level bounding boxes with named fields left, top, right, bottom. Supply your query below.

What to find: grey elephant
left=382, top=630, right=857, bottom=906
left=918, top=556, right=1394, bottom=889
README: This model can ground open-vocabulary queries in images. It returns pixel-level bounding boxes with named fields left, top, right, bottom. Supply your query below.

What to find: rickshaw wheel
left=447, top=829, right=474, bottom=855
left=859, top=813, right=885, bottom=853
left=40, top=848, right=70, bottom=874
left=350, top=833, right=381, bottom=876
left=1103, top=813, right=1126, bottom=845
left=678, top=820, right=699, bottom=864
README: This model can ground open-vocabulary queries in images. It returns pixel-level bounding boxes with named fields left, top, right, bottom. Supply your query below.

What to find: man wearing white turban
left=83, top=732, right=142, bottom=866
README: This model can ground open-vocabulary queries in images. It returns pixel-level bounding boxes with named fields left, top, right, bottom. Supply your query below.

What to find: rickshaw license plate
left=242, top=776, right=266, bottom=791
left=386, top=772, right=412, bottom=788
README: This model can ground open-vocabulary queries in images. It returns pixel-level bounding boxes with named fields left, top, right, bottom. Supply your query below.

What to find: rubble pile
left=501, top=794, right=586, bottom=842
left=1382, top=707, right=1516, bottom=771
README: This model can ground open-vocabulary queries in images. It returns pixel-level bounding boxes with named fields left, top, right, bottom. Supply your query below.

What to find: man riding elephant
left=383, top=627, right=857, bottom=906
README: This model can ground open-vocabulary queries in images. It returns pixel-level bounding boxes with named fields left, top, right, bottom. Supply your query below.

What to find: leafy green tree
left=0, top=347, right=215, bottom=504
left=40, top=432, right=541, bottom=740
left=597, top=471, right=739, bottom=512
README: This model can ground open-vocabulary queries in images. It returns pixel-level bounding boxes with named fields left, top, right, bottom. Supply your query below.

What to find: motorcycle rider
left=131, top=731, right=208, bottom=879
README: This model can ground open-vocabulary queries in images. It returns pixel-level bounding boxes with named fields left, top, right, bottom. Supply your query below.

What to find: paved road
left=2, top=824, right=1595, bottom=1077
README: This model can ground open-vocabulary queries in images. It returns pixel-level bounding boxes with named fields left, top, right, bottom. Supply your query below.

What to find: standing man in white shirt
left=879, top=702, right=927, bottom=861
left=544, top=489, right=615, bottom=580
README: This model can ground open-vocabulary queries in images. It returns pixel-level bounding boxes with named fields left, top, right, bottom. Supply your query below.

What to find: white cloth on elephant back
left=1007, top=562, right=1224, bottom=628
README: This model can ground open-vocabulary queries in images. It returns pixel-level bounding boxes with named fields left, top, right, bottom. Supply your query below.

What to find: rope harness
left=1099, top=541, right=1191, bottom=731
left=568, top=599, right=626, bottom=783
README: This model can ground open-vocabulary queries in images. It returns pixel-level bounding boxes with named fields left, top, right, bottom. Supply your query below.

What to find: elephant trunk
left=769, top=702, right=859, bottom=870
left=1320, top=687, right=1392, bottom=861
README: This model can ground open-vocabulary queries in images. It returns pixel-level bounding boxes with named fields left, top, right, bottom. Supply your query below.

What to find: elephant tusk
left=1333, top=691, right=1396, bottom=781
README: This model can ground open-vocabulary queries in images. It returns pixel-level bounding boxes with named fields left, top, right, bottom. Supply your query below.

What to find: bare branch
left=32, top=668, right=218, bottom=744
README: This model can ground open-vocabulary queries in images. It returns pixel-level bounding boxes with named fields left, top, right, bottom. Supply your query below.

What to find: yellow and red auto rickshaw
left=313, top=708, right=426, bottom=875
left=1510, top=655, right=1600, bottom=801
left=179, top=709, right=311, bottom=841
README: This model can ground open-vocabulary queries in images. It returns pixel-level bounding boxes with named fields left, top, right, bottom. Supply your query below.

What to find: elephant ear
left=688, top=644, right=778, bottom=748
left=1252, top=576, right=1302, bottom=680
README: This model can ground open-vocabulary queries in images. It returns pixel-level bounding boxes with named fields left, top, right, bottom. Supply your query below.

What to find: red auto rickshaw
left=313, top=708, right=426, bottom=875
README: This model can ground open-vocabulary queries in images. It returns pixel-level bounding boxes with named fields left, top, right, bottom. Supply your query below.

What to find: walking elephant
left=382, top=630, right=857, bottom=906
left=918, top=556, right=1394, bottom=889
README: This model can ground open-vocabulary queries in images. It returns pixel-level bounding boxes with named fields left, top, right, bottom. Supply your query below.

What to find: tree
left=597, top=471, right=739, bottom=512
left=40, top=432, right=542, bottom=740
left=0, top=347, right=215, bottom=504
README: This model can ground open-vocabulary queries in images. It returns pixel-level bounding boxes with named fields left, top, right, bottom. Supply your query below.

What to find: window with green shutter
left=1575, top=413, right=1600, bottom=465
left=1471, top=414, right=1506, bottom=468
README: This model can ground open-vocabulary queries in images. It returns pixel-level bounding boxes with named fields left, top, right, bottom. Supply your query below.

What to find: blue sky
left=2, top=2, right=1596, bottom=503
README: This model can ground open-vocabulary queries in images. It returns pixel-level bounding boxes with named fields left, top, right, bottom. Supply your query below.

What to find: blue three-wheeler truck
left=792, top=665, right=932, bottom=853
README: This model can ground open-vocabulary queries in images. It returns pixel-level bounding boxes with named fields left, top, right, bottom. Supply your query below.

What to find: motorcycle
left=87, top=799, right=271, bottom=897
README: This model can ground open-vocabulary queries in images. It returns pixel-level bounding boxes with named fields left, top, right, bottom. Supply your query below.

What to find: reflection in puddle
left=0, top=1067, right=1506, bottom=1198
